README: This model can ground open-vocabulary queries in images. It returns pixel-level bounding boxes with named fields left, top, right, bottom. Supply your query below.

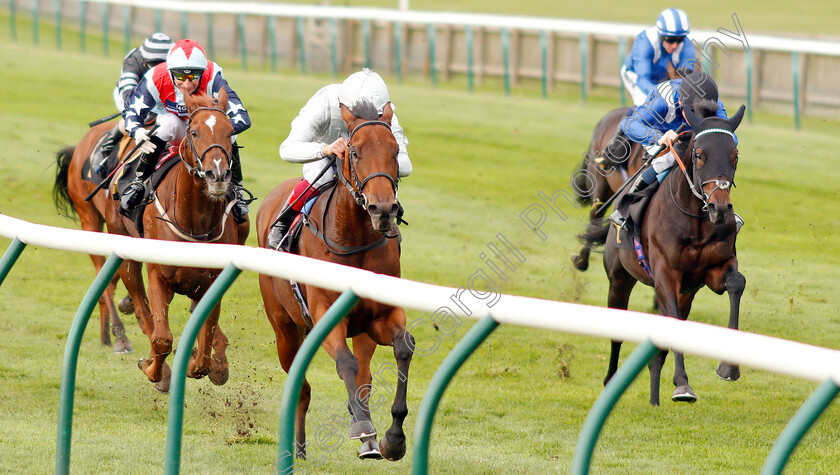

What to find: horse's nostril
left=367, top=204, right=379, bottom=215
left=205, top=170, right=216, bottom=181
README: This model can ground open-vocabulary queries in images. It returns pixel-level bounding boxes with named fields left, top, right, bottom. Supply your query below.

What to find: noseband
left=336, top=120, right=399, bottom=208
left=180, top=106, right=232, bottom=179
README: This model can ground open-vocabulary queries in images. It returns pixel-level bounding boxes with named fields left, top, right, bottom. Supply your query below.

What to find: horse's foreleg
left=653, top=269, right=696, bottom=404
left=604, top=264, right=635, bottom=385
left=708, top=264, right=745, bottom=381
left=351, top=334, right=382, bottom=459
left=321, top=322, right=374, bottom=441
left=88, top=252, right=133, bottom=353
left=188, top=303, right=223, bottom=382
left=139, top=269, right=175, bottom=392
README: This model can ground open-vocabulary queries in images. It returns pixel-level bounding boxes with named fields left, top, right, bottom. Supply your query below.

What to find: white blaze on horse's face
left=204, top=115, right=217, bottom=133
left=213, top=158, right=222, bottom=177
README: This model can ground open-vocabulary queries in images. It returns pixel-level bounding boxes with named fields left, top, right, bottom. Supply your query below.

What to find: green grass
left=1, top=20, right=840, bottom=475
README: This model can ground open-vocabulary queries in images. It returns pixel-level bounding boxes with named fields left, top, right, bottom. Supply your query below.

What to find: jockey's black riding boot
left=229, top=145, right=250, bottom=224
left=93, top=125, right=124, bottom=174
left=629, top=166, right=658, bottom=194
left=267, top=205, right=297, bottom=251
left=119, top=136, right=166, bottom=214
left=595, top=128, right=630, bottom=171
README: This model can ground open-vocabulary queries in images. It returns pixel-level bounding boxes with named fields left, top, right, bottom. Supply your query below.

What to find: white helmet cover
left=166, top=39, right=208, bottom=72
left=338, top=68, right=390, bottom=115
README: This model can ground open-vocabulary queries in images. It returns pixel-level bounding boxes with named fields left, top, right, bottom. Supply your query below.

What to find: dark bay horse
left=256, top=101, right=412, bottom=461
left=579, top=103, right=747, bottom=405
left=53, top=90, right=249, bottom=392
left=571, top=107, right=646, bottom=271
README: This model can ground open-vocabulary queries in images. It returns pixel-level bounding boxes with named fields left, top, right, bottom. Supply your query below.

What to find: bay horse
left=256, top=100, right=412, bottom=461
left=571, top=107, right=646, bottom=271
left=53, top=90, right=249, bottom=392
left=579, top=102, right=747, bottom=405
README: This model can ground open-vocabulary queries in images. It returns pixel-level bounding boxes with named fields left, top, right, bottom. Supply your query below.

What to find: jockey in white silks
left=267, top=68, right=412, bottom=250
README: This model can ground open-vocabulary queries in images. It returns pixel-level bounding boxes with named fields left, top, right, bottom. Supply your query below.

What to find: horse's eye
left=191, top=130, right=198, bottom=138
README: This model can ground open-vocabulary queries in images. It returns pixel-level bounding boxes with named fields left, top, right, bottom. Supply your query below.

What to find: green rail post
left=428, top=23, right=437, bottom=87
left=394, top=21, right=402, bottom=82
left=618, top=36, right=627, bottom=107
left=572, top=339, right=660, bottom=474
left=296, top=17, right=306, bottom=75
left=791, top=51, right=801, bottom=130
left=206, top=13, right=214, bottom=60
left=55, top=253, right=123, bottom=475
left=363, top=19, right=371, bottom=69
left=413, top=315, right=500, bottom=475
left=32, top=0, right=39, bottom=46
left=276, top=290, right=360, bottom=474
left=101, top=3, right=109, bottom=57
left=122, top=6, right=130, bottom=54
left=466, top=25, right=473, bottom=92
left=164, top=264, right=242, bottom=475
left=762, top=378, right=840, bottom=475
left=180, top=11, right=187, bottom=41
left=10, top=0, right=16, bottom=41
left=155, top=9, right=162, bottom=34
left=330, top=18, right=338, bottom=78
left=54, top=0, right=61, bottom=50
left=237, top=13, right=247, bottom=71
left=745, top=49, right=754, bottom=123
left=540, top=30, right=548, bottom=98
left=501, top=28, right=510, bottom=95
left=268, top=15, right=277, bottom=73
left=579, top=32, right=588, bottom=103
left=79, top=1, right=86, bottom=53
left=0, top=237, right=26, bottom=288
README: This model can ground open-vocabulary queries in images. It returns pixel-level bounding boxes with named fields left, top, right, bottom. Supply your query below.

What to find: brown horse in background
left=570, top=107, right=646, bottom=271
left=256, top=101, right=412, bottom=461
left=53, top=90, right=249, bottom=392
left=579, top=103, right=747, bottom=405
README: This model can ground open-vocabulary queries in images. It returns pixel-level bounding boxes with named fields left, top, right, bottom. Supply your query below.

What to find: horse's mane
left=346, top=98, right=379, bottom=120
left=692, top=98, right=719, bottom=120
left=189, top=93, right=218, bottom=110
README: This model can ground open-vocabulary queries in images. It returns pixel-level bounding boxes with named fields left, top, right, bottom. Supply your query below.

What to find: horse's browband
left=694, top=128, right=734, bottom=140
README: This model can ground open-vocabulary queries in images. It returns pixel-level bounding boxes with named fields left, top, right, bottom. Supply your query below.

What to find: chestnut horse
left=256, top=101, right=412, bottom=461
left=53, top=90, right=249, bottom=392
left=579, top=103, right=747, bottom=405
left=570, top=107, right=647, bottom=271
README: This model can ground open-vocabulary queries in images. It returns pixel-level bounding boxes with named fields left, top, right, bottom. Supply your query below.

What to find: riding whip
left=84, top=124, right=160, bottom=201
left=594, top=123, right=687, bottom=216
left=88, top=112, right=121, bottom=128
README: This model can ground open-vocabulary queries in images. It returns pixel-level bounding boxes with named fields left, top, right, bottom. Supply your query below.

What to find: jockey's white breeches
left=302, top=156, right=337, bottom=188
left=621, top=65, right=649, bottom=107
left=153, top=112, right=187, bottom=143
left=645, top=143, right=678, bottom=174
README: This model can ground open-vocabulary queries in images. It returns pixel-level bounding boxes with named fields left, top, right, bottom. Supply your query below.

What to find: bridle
left=179, top=106, right=232, bottom=179
left=336, top=120, right=399, bottom=209
left=670, top=127, right=736, bottom=216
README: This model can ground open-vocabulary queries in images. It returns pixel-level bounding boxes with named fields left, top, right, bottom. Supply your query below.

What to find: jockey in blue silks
left=594, top=8, right=698, bottom=171
left=622, top=8, right=697, bottom=107
left=609, top=70, right=743, bottom=231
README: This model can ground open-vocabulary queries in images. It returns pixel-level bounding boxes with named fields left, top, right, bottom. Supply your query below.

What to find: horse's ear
left=216, top=87, right=229, bottom=112
left=728, top=105, right=746, bottom=131
left=683, top=106, right=703, bottom=131
left=380, top=102, right=393, bottom=125
left=340, top=104, right=356, bottom=130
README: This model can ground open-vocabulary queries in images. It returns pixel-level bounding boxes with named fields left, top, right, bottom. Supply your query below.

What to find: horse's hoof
left=118, top=295, right=135, bottom=315
left=155, top=364, right=172, bottom=393
left=672, top=385, right=697, bottom=403
left=717, top=362, right=741, bottom=381
left=349, top=420, right=376, bottom=440
left=357, top=437, right=382, bottom=459
left=572, top=254, right=589, bottom=271
left=379, top=435, right=407, bottom=461
left=113, top=336, right=133, bottom=354
left=208, top=365, right=229, bottom=386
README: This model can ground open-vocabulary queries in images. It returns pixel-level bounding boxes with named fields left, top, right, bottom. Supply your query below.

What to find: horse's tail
left=578, top=218, right=610, bottom=247
left=571, top=156, right=592, bottom=205
left=53, top=147, right=77, bottom=219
